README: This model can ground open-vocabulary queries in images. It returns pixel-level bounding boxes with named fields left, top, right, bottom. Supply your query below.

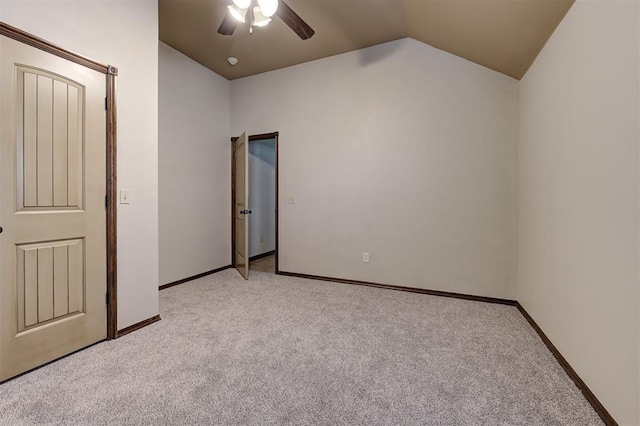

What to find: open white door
left=0, top=34, right=107, bottom=381
left=234, top=132, right=250, bottom=279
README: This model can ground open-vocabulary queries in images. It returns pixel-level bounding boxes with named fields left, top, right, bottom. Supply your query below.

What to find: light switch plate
left=120, top=189, right=131, bottom=204
left=288, top=195, right=296, bottom=204
left=362, top=252, right=370, bottom=263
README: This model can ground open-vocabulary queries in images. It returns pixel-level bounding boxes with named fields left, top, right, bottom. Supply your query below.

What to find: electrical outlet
left=288, top=195, right=296, bottom=204
left=362, top=252, right=370, bottom=263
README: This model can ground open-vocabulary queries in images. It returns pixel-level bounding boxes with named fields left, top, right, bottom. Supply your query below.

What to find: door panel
left=234, top=132, right=249, bottom=280
left=0, top=35, right=106, bottom=381
left=17, top=66, right=84, bottom=211
left=15, top=239, right=85, bottom=333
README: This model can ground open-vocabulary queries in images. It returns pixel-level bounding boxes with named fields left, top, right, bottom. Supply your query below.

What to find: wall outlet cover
left=120, top=189, right=132, bottom=204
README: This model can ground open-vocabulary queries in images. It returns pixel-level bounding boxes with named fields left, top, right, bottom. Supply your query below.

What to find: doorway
left=231, top=132, right=279, bottom=277
left=248, top=136, right=276, bottom=273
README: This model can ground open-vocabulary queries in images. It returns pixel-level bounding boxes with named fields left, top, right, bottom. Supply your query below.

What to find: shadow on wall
left=358, top=43, right=404, bottom=66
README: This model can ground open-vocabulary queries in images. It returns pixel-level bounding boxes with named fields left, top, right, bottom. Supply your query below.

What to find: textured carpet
left=0, top=269, right=603, bottom=425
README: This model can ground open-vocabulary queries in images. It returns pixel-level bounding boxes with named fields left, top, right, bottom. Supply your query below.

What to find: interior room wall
left=248, top=138, right=276, bottom=258
left=158, top=42, right=231, bottom=285
left=0, top=0, right=160, bottom=330
left=231, top=38, right=519, bottom=299
left=517, top=0, right=639, bottom=423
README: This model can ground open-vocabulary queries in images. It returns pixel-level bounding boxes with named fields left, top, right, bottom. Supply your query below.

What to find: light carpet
left=0, top=269, right=603, bottom=425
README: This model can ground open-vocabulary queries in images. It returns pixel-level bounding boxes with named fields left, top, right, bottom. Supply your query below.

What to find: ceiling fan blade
left=276, top=0, right=315, bottom=40
left=217, top=12, right=238, bottom=36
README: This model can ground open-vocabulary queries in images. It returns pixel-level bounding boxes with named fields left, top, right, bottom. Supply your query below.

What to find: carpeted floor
left=0, top=269, right=603, bottom=425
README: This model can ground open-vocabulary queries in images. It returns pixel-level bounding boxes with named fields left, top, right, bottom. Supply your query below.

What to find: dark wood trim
left=0, top=22, right=109, bottom=74
left=277, top=271, right=517, bottom=306
left=106, top=69, right=118, bottom=340
left=515, top=303, right=617, bottom=426
left=116, top=315, right=161, bottom=338
left=159, top=265, right=232, bottom=290
left=1, top=22, right=119, bottom=341
left=249, top=250, right=276, bottom=262
left=274, top=133, right=279, bottom=273
left=248, top=132, right=279, bottom=141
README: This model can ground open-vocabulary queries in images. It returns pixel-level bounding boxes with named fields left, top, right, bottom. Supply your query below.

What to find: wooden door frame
left=231, top=132, right=279, bottom=274
left=0, top=22, right=119, bottom=340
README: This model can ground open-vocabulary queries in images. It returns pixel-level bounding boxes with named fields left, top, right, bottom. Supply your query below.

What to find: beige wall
left=158, top=42, right=231, bottom=285
left=517, top=0, right=639, bottom=423
left=231, top=38, right=519, bottom=299
left=0, top=0, right=160, bottom=330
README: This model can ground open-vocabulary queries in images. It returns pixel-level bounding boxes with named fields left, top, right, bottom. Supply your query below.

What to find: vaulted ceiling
left=159, top=0, right=574, bottom=81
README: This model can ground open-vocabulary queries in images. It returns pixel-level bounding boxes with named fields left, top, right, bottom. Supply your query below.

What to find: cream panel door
left=234, top=132, right=249, bottom=280
left=0, top=35, right=107, bottom=381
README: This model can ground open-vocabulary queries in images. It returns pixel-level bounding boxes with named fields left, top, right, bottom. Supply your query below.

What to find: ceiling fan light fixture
left=252, top=6, right=272, bottom=27
left=257, top=0, right=278, bottom=17
left=232, top=0, right=251, bottom=10
left=228, top=4, right=247, bottom=23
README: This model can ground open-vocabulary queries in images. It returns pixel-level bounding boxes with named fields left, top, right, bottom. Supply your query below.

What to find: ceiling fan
left=217, top=0, right=315, bottom=40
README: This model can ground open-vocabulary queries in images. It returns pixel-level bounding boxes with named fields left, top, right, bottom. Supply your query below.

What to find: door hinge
left=105, top=194, right=108, bottom=208
left=106, top=292, right=108, bottom=304
left=105, top=96, right=108, bottom=110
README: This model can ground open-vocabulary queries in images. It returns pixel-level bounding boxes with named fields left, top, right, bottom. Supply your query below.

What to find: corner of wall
left=512, top=81, right=521, bottom=302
